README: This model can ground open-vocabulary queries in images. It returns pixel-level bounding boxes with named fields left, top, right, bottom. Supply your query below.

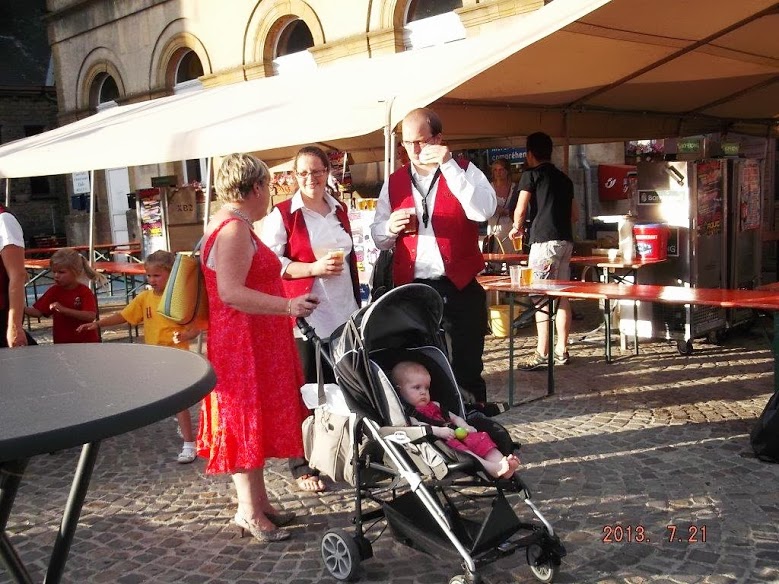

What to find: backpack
left=750, top=391, right=779, bottom=462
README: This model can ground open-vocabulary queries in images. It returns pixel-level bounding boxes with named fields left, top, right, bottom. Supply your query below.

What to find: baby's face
left=397, top=368, right=432, bottom=408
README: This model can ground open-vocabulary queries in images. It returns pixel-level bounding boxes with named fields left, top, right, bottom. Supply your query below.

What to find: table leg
left=45, top=441, right=101, bottom=584
left=774, top=312, right=779, bottom=393
left=604, top=298, right=612, bottom=364
left=508, top=293, right=515, bottom=406
left=633, top=299, right=639, bottom=356
left=0, top=459, right=33, bottom=584
left=547, top=298, right=555, bottom=396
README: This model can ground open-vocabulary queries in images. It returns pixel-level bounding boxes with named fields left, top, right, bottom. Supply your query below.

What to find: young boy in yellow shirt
left=78, top=250, right=204, bottom=463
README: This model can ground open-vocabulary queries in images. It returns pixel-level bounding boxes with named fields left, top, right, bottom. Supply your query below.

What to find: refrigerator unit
left=620, top=158, right=762, bottom=354
left=623, top=160, right=727, bottom=354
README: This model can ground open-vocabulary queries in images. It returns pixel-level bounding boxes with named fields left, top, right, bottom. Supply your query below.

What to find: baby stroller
left=300, top=283, right=565, bottom=584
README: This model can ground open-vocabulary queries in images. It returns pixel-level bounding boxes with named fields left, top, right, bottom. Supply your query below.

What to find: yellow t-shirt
left=120, top=289, right=190, bottom=350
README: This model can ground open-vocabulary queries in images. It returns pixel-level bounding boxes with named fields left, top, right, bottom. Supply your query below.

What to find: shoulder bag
left=157, top=237, right=208, bottom=329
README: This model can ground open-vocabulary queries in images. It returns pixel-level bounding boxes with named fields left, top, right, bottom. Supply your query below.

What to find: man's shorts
left=528, top=240, right=573, bottom=281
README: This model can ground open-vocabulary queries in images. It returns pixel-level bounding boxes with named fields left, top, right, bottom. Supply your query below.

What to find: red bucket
left=633, top=223, right=669, bottom=260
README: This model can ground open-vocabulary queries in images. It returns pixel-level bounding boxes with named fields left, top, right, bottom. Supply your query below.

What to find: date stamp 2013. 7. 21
left=601, top=524, right=709, bottom=544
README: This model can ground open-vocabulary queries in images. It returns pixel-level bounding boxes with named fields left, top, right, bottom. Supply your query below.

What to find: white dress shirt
left=260, top=190, right=358, bottom=338
left=370, top=158, right=495, bottom=280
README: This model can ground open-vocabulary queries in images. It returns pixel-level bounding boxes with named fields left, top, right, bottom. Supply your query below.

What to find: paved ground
left=3, top=299, right=779, bottom=584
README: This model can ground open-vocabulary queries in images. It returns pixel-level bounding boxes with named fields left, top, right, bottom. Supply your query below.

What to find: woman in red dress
left=198, top=153, right=319, bottom=543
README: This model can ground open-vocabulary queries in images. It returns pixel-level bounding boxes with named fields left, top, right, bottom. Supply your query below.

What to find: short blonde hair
left=144, top=250, right=175, bottom=272
left=50, top=247, right=108, bottom=287
left=215, top=153, right=270, bottom=203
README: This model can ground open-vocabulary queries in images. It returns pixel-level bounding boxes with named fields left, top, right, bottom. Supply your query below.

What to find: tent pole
left=88, top=170, right=95, bottom=267
left=562, top=111, right=570, bottom=173
left=4, top=178, right=9, bottom=208
left=390, top=131, right=397, bottom=171
left=383, top=97, right=396, bottom=182
left=203, top=157, right=212, bottom=231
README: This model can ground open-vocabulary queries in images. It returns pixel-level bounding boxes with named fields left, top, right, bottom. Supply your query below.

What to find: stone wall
left=0, top=91, right=68, bottom=240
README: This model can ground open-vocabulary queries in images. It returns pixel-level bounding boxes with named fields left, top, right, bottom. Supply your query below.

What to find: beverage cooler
left=620, top=158, right=762, bottom=355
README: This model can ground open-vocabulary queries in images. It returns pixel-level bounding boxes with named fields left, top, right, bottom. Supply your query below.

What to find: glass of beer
left=520, top=267, right=534, bottom=286
left=405, top=208, right=418, bottom=234
left=511, top=233, right=523, bottom=252
left=327, top=248, right=345, bottom=266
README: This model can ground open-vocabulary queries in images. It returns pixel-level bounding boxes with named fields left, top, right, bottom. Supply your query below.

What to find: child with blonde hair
left=25, top=247, right=106, bottom=344
left=392, top=361, right=520, bottom=479
left=78, top=250, right=204, bottom=463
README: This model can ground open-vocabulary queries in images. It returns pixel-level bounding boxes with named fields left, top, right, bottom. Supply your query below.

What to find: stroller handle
left=296, top=317, right=336, bottom=371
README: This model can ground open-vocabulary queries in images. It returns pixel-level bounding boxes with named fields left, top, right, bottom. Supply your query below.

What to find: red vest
left=0, top=206, right=9, bottom=310
left=275, top=196, right=361, bottom=305
left=387, top=159, right=484, bottom=290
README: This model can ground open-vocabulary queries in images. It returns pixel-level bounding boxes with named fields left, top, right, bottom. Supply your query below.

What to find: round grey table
left=0, top=343, right=216, bottom=584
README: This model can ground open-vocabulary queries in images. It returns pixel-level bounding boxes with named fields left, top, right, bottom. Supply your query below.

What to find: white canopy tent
left=2, top=0, right=777, bottom=182
left=0, top=0, right=612, bottom=180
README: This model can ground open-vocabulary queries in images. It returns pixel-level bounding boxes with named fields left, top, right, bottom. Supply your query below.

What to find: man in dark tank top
left=509, top=132, right=578, bottom=370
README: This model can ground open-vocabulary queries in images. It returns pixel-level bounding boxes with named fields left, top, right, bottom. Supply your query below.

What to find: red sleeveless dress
left=197, top=218, right=306, bottom=474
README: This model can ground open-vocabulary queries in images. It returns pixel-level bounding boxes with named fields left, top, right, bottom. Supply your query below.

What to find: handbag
left=157, top=237, right=208, bottom=329
left=301, top=337, right=359, bottom=485
left=481, top=233, right=507, bottom=275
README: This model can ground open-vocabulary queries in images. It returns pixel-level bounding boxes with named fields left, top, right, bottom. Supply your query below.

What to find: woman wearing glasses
left=260, top=145, right=360, bottom=492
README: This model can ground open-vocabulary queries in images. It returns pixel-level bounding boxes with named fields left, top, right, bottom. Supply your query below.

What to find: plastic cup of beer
left=509, top=265, right=521, bottom=286
left=511, top=234, right=523, bottom=252
left=520, top=267, right=534, bottom=286
left=327, top=248, right=345, bottom=266
left=405, top=208, right=418, bottom=234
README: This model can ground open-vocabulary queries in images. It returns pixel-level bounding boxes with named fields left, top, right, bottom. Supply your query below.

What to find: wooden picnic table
left=480, top=276, right=779, bottom=403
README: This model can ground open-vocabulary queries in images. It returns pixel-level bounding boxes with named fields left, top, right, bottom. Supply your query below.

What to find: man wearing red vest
left=0, top=204, right=31, bottom=347
left=371, top=108, right=496, bottom=406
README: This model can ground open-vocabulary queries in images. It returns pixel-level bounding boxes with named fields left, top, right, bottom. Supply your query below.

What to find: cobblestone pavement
left=3, top=300, right=779, bottom=583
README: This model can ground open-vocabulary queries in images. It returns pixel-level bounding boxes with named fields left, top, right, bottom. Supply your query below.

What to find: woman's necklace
left=226, top=205, right=253, bottom=224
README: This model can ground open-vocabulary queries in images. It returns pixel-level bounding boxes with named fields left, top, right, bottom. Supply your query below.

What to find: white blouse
left=260, top=191, right=359, bottom=338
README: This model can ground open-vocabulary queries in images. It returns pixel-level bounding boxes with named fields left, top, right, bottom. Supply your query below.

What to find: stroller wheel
left=526, top=543, right=559, bottom=583
left=321, top=528, right=362, bottom=581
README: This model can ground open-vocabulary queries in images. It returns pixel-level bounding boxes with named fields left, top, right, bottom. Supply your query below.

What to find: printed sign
left=487, top=147, right=526, bottom=165
left=638, top=189, right=684, bottom=205
left=72, top=171, right=90, bottom=194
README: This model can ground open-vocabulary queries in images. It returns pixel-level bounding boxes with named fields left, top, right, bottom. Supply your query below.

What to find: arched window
left=175, top=50, right=204, bottom=85
left=277, top=19, right=314, bottom=56
left=273, top=18, right=316, bottom=75
left=406, top=0, right=463, bottom=23
left=90, top=73, right=119, bottom=108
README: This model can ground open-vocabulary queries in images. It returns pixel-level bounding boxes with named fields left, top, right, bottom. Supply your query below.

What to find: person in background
left=509, top=132, right=578, bottom=369
left=371, top=107, right=497, bottom=411
left=0, top=204, right=32, bottom=348
left=78, top=250, right=203, bottom=463
left=24, top=248, right=105, bottom=343
left=486, top=158, right=519, bottom=248
left=392, top=361, right=520, bottom=479
left=260, top=145, right=360, bottom=493
left=396, top=140, right=410, bottom=168
left=198, top=153, right=317, bottom=543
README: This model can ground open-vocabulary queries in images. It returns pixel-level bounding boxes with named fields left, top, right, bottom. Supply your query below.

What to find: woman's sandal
left=296, top=474, right=326, bottom=492
left=233, top=513, right=290, bottom=543
left=267, top=511, right=296, bottom=527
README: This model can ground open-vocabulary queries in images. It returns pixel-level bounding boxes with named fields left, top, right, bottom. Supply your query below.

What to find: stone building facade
left=44, top=0, right=545, bottom=245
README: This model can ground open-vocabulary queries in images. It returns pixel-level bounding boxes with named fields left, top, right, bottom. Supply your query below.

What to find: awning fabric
left=0, top=0, right=776, bottom=179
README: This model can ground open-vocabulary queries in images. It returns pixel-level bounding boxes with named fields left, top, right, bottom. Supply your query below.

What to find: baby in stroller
left=392, top=360, right=520, bottom=479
